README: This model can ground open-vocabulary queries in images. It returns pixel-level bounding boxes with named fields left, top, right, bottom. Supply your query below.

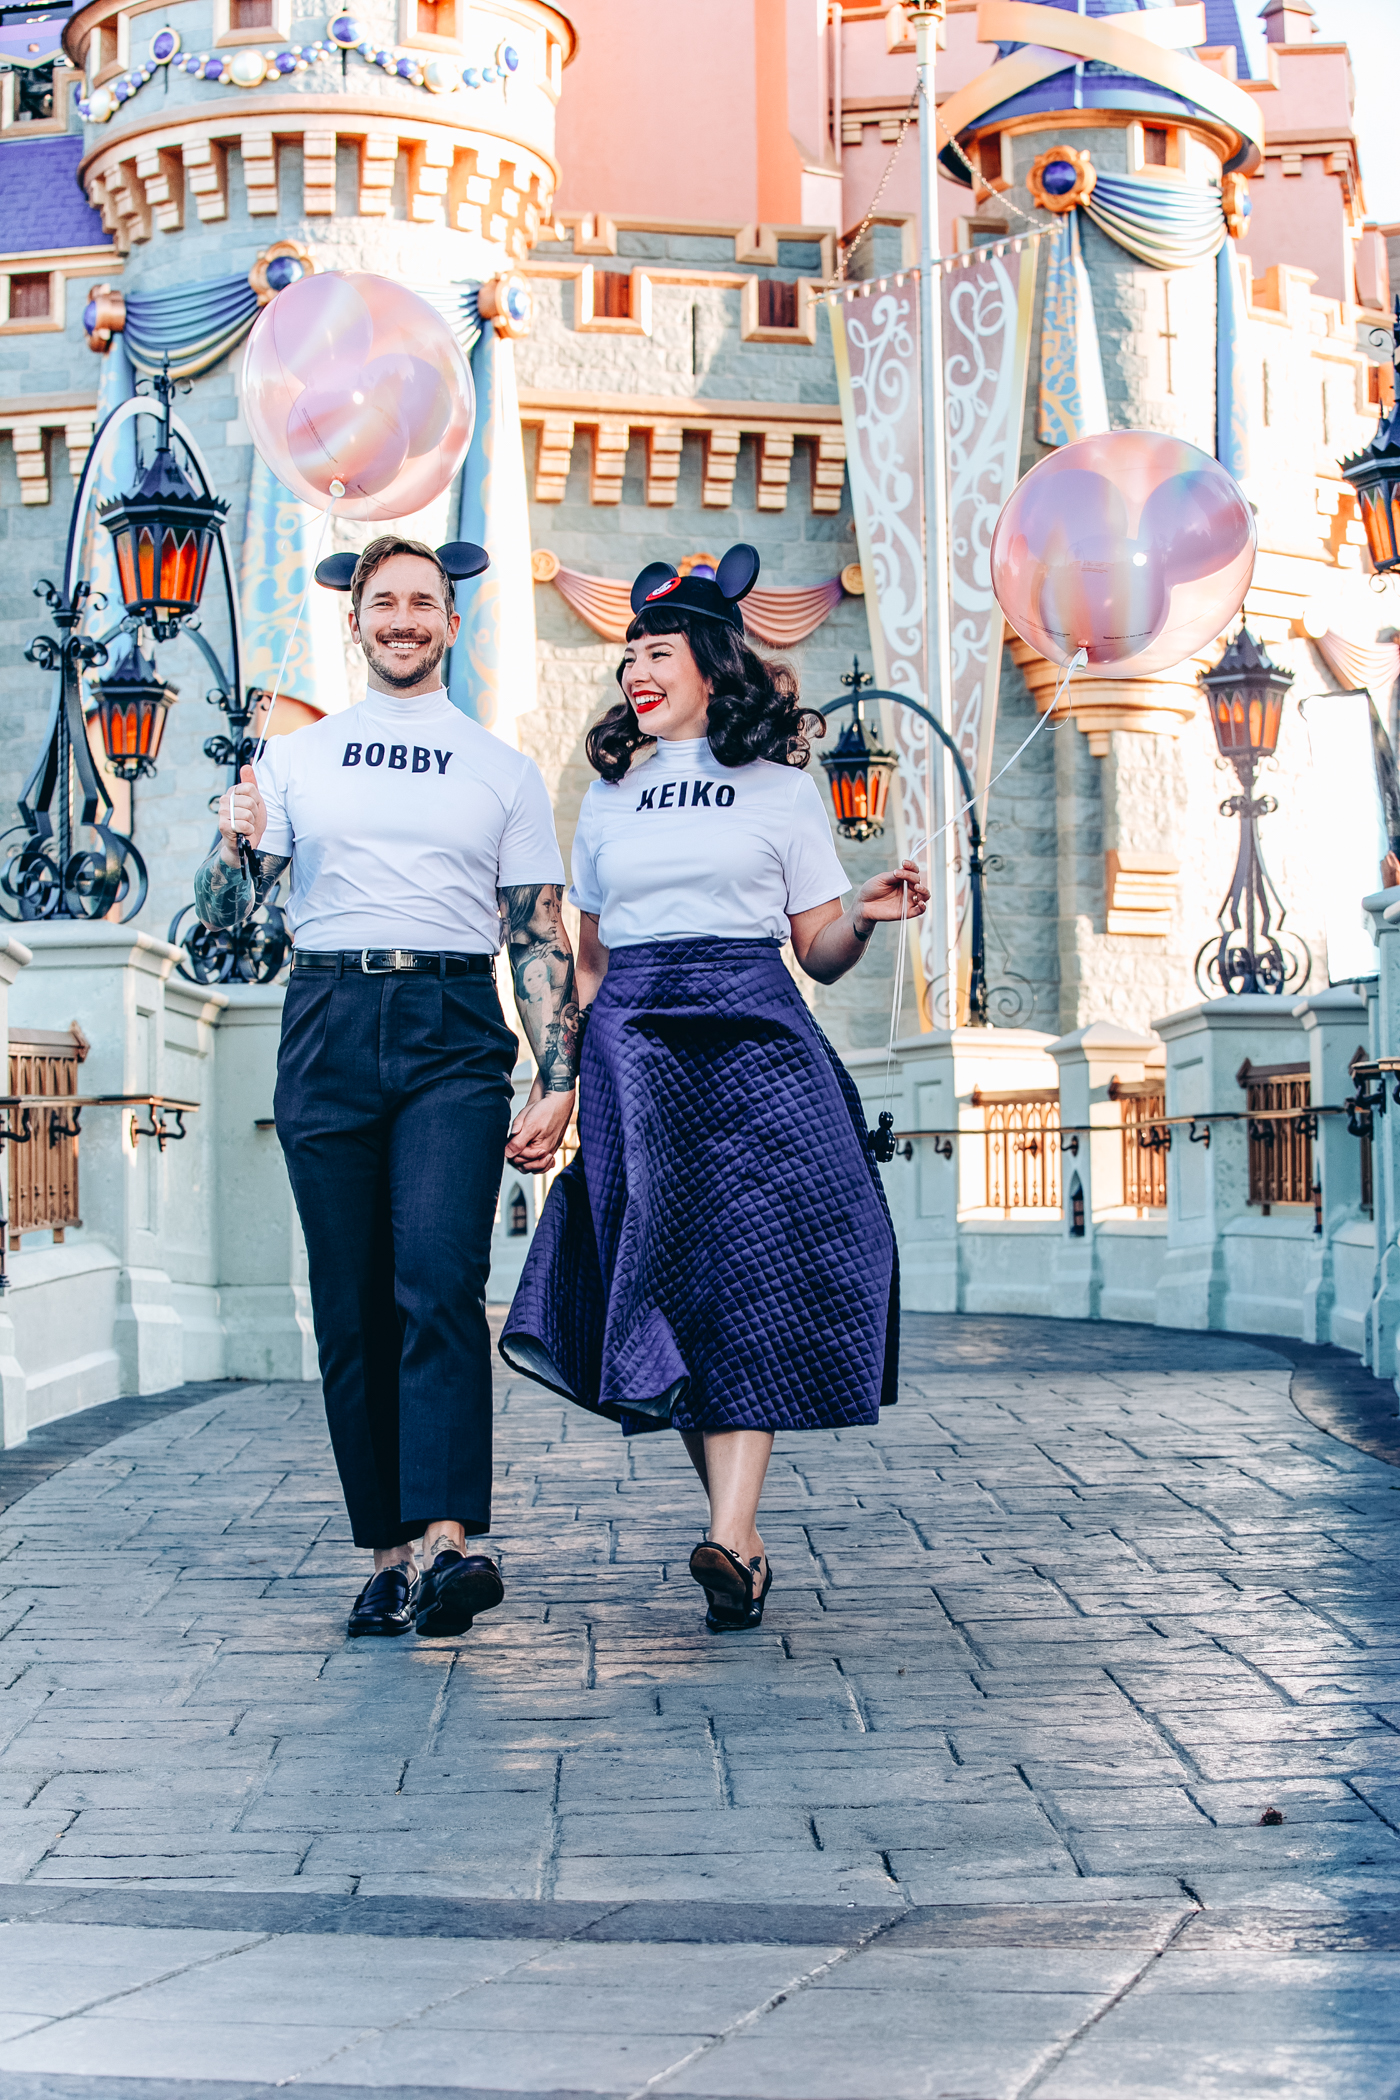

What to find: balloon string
left=250, top=480, right=344, bottom=768
left=878, top=646, right=1087, bottom=1116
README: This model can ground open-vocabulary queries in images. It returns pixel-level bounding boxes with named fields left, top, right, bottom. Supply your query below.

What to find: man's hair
left=350, top=536, right=455, bottom=618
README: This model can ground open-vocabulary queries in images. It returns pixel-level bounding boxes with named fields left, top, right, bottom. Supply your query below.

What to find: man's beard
left=362, top=631, right=447, bottom=691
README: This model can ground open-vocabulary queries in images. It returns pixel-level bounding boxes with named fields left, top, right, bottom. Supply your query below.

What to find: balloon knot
left=329, top=479, right=346, bottom=498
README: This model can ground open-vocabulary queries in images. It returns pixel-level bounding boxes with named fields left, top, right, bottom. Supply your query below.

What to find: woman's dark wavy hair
left=584, top=605, right=825, bottom=784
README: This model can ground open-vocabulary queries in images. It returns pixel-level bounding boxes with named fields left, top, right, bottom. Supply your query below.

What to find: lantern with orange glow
left=1341, top=295, right=1400, bottom=577
left=97, top=444, right=227, bottom=640
left=91, top=643, right=178, bottom=782
left=1200, top=626, right=1293, bottom=767
left=819, top=706, right=899, bottom=844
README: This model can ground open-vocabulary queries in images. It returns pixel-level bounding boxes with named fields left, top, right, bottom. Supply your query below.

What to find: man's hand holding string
left=499, top=882, right=579, bottom=1171
left=195, top=764, right=289, bottom=930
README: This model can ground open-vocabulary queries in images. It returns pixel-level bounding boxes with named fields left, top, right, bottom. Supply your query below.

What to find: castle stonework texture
left=0, top=0, right=1398, bottom=1424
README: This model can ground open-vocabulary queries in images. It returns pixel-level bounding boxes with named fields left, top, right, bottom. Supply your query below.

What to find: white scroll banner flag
left=830, top=245, right=1036, bottom=1025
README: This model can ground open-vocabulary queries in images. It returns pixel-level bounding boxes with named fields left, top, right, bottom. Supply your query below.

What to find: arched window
left=507, top=1185, right=528, bottom=1237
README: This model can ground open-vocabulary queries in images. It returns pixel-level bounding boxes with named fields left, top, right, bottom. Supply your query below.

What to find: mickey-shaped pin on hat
left=629, top=544, right=760, bottom=636
left=314, top=541, right=490, bottom=591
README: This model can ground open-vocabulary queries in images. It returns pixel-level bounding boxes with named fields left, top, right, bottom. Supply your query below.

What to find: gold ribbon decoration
left=938, top=1, right=1263, bottom=177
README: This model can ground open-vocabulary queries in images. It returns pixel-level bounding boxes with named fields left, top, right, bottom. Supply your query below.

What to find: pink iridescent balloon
left=990, top=431, right=1256, bottom=676
left=242, top=271, right=474, bottom=520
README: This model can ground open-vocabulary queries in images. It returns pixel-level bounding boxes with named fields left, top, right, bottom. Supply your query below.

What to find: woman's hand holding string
left=788, top=861, right=929, bottom=985
left=851, top=860, right=929, bottom=937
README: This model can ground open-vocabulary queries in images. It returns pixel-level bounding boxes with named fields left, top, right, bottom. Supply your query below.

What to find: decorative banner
left=830, top=240, right=1036, bottom=1025
left=237, top=450, right=348, bottom=713
left=1216, top=240, right=1251, bottom=486
left=1297, top=689, right=1388, bottom=983
left=1037, top=212, right=1108, bottom=449
left=448, top=327, right=537, bottom=747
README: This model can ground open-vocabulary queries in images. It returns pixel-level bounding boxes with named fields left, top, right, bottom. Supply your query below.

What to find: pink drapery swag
left=1312, top=629, right=1400, bottom=706
left=541, top=563, right=847, bottom=648
left=829, top=245, right=1037, bottom=1026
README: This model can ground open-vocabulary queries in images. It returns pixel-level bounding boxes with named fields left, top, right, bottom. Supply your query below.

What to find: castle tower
left=939, top=0, right=1295, bottom=1031
left=5, top=0, right=571, bottom=935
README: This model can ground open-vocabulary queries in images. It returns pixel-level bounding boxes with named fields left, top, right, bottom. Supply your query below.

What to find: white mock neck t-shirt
left=254, top=687, right=564, bottom=953
left=568, top=736, right=849, bottom=949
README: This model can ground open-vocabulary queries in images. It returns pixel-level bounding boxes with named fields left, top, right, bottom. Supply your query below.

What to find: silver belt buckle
left=361, top=948, right=393, bottom=974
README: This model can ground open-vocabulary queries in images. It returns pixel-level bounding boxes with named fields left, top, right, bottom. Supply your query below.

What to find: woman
left=501, top=546, right=927, bottom=1631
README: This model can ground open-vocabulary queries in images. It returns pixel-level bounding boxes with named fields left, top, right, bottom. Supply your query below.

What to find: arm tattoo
left=498, top=883, right=579, bottom=1093
left=194, top=842, right=290, bottom=930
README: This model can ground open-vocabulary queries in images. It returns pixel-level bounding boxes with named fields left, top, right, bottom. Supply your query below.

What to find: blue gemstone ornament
left=504, top=283, right=529, bottom=323
left=265, top=255, right=304, bottom=291
left=275, top=50, right=297, bottom=71
left=396, top=55, right=414, bottom=76
left=1041, top=159, right=1079, bottom=197
left=499, top=41, right=519, bottom=70
left=83, top=299, right=98, bottom=331
left=481, top=64, right=496, bottom=81
left=203, top=57, right=224, bottom=78
left=462, top=65, right=480, bottom=85
left=151, top=28, right=179, bottom=61
left=329, top=14, right=366, bottom=45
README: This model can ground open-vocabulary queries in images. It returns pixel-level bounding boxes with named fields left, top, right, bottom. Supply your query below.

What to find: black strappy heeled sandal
left=688, top=1542, right=773, bottom=1633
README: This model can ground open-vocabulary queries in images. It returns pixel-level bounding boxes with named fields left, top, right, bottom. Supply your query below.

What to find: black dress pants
left=274, top=966, right=517, bottom=1548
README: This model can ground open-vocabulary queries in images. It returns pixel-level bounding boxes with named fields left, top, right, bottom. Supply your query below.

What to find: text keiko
left=634, top=781, right=735, bottom=811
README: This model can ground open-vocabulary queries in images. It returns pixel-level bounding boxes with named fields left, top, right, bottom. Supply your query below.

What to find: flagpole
left=907, top=2, right=958, bottom=1025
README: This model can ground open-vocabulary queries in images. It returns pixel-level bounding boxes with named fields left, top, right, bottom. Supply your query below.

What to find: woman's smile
left=630, top=685, right=666, bottom=715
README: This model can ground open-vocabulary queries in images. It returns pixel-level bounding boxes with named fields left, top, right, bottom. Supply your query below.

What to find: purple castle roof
left=0, top=135, right=110, bottom=254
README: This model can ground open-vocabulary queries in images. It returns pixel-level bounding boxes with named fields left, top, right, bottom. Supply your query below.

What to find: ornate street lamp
left=96, top=382, right=227, bottom=640
left=1, top=358, right=283, bottom=969
left=1194, top=626, right=1309, bottom=997
left=819, top=658, right=998, bottom=1028
left=90, top=642, right=178, bottom=781
left=820, top=697, right=899, bottom=842
left=1341, top=295, right=1400, bottom=577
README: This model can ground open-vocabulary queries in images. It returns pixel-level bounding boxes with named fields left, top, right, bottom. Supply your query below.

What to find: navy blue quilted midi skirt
left=499, top=936, right=898, bottom=1436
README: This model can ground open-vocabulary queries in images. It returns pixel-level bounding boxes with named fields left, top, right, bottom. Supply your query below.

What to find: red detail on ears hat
left=629, top=544, right=760, bottom=634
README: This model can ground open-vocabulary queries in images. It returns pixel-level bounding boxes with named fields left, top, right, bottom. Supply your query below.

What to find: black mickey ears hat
left=313, top=541, right=490, bottom=591
left=628, top=544, right=760, bottom=635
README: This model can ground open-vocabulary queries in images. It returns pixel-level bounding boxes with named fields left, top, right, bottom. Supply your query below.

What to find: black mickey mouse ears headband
left=628, top=544, right=760, bottom=635
left=313, top=541, right=490, bottom=592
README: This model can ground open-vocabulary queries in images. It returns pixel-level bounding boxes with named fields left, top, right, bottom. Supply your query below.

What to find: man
left=196, top=535, right=577, bottom=1639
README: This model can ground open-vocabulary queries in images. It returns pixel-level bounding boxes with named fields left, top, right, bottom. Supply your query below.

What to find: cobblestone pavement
left=0, top=1316, right=1397, bottom=2098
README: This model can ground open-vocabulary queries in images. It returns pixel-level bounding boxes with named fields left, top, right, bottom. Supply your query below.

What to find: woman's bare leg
left=680, top=1430, right=709, bottom=1491
left=700, top=1429, right=773, bottom=1571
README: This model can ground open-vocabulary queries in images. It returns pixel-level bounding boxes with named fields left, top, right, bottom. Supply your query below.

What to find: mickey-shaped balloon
left=990, top=431, right=1256, bottom=678
left=628, top=544, right=761, bottom=635
left=313, top=541, right=490, bottom=592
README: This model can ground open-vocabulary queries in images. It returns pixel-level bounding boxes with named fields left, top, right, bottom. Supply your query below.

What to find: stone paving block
left=0, top=2013, right=358, bottom=2083
left=0, top=1922, right=266, bottom=2018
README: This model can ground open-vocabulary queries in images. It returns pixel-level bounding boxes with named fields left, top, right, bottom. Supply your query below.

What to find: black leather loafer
left=347, top=1565, right=417, bottom=1637
left=414, top=1550, right=504, bottom=1638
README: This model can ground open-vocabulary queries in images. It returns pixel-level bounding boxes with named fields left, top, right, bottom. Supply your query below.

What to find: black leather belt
left=293, top=949, right=495, bottom=977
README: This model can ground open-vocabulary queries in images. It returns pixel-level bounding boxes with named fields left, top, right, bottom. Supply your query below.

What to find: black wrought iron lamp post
left=818, top=658, right=992, bottom=1026
left=1194, top=626, right=1310, bottom=997
left=1, top=360, right=224, bottom=925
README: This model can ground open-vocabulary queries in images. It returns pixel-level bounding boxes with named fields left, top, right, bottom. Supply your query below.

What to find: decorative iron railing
left=7, top=1026, right=86, bottom=1245
left=1108, top=1077, right=1169, bottom=1212
left=972, top=1087, right=1062, bottom=1214
left=1236, top=1057, right=1313, bottom=1211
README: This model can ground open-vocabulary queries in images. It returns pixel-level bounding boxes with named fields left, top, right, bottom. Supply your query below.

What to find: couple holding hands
left=198, top=533, right=923, bottom=1641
